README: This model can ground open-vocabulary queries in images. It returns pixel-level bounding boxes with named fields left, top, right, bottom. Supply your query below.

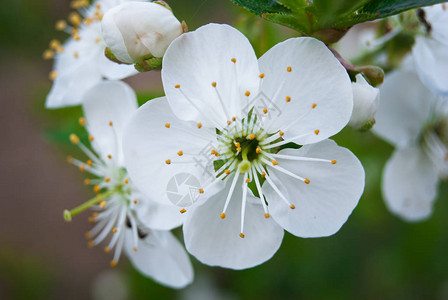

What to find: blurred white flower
left=373, top=69, right=448, bottom=221
left=123, top=24, right=365, bottom=270
left=101, top=1, right=183, bottom=64
left=65, top=81, right=193, bottom=288
left=349, top=74, right=380, bottom=130
left=44, top=0, right=140, bottom=109
left=412, top=3, right=448, bottom=96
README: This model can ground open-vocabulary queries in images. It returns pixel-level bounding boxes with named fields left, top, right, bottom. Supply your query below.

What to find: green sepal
left=358, top=118, right=376, bottom=132
left=104, top=47, right=130, bottom=65
left=134, top=57, right=163, bottom=72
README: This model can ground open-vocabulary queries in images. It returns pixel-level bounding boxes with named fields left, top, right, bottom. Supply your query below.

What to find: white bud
left=101, top=1, right=183, bottom=64
left=349, top=74, right=380, bottom=130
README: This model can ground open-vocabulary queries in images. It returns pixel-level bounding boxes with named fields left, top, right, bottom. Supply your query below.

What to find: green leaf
left=359, top=0, right=446, bottom=18
left=231, top=0, right=290, bottom=15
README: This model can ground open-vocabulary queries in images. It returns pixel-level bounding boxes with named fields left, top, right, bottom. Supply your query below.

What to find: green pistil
left=63, top=189, right=117, bottom=222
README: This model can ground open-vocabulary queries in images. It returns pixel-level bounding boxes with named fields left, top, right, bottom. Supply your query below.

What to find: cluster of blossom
left=43, top=0, right=447, bottom=289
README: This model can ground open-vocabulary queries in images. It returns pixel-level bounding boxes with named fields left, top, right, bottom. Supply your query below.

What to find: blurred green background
left=0, top=0, right=447, bottom=299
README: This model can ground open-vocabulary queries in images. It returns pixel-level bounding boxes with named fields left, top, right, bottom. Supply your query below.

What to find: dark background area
left=0, top=0, right=447, bottom=299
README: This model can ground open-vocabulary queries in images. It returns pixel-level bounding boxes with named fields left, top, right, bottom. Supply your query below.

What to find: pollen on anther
left=78, top=117, right=86, bottom=126
left=231, top=58, right=236, bottom=63
left=245, top=91, right=250, bottom=97
left=227, top=120, right=231, bottom=125
left=43, top=49, right=54, bottom=60
left=108, top=121, right=113, bottom=127
left=290, top=204, right=296, bottom=209
left=314, top=129, right=320, bottom=135
left=86, top=160, right=93, bottom=166
left=331, top=160, right=337, bottom=164
left=73, top=51, right=79, bottom=58
left=232, top=116, right=236, bottom=122
left=124, top=179, right=129, bottom=184
left=55, top=20, right=67, bottom=31
left=104, top=177, right=111, bottom=183
left=279, top=130, right=284, bottom=136
left=287, top=66, right=292, bottom=72
left=312, top=103, right=317, bottom=109
left=304, top=178, right=310, bottom=184
left=112, top=227, right=117, bottom=233
left=259, top=73, right=265, bottom=78
left=85, top=231, right=92, bottom=239
left=79, top=165, right=85, bottom=172
left=49, top=70, right=57, bottom=80
left=239, top=233, right=245, bottom=238
left=165, top=123, right=171, bottom=128
left=110, top=260, right=117, bottom=267
left=165, top=159, right=171, bottom=165
left=174, top=84, right=180, bottom=88
left=225, top=169, right=231, bottom=175
left=67, top=156, right=73, bottom=164
left=197, top=122, right=202, bottom=129
left=256, top=148, right=261, bottom=154
left=263, top=108, right=268, bottom=114
left=104, top=247, right=110, bottom=253
left=84, top=178, right=91, bottom=185
left=133, top=199, right=138, bottom=204
left=286, top=96, right=291, bottom=102
left=177, top=151, right=183, bottom=156
left=264, top=213, right=270, bottom=218
left=70, top=134, right=80, bottom=144
left=272, top=160, right=279, bottom=166
left=94, top=37, right=101, bottom=43
left=261, top=171, right=266, bottom=177
left=107, top=154, right=112, bottom=159
left=133, top=247, right=137, bottom=252
left=249, top=134, right=256, bottom=140
left=212, top=82, right=217, bottom=87
left=100, top=201, right=107, bottom=209
left=220, top=213, right=226, bottom=219
left=180, top=208, right=187, bottom=214
left=245, top=178, right=250, bottom=183
left=94, top=185, right=101, bottom=193
left=88, top=240, right=95, bottom=247
left=89, top=135, right=94, bottom=141
left=199, top=188, right=204, bottom=194
left=443, top=3, right=447, bottom=10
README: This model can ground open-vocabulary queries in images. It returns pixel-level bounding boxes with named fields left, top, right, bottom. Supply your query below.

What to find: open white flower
left=373, top=69, right=447, bottom=221
left=412, top=3, right=448, bottom=96
left=64, top=81, right=193, bottom=288
left=101, top=1, right=183, bottom=64
left=349, top=74, right=380, bottom=130
left=44, top=0, right=140, bottom=109
left=123, top=24, right=365, bottom=269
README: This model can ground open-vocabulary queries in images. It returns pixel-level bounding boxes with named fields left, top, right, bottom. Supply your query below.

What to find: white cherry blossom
left=349, top=73, right=380, bottom=130
left=123, top=24, right=365, bottom=269
left=64, top=81, right=193, bottom=288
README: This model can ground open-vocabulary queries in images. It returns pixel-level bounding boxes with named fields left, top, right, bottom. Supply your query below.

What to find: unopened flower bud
left=101, top=1, right=183, bottom=64
left=349, top=74, right=380, bottom=130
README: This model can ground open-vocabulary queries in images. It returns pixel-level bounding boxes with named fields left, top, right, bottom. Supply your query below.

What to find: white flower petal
left=136, top=197, right=185, bottom=230
left=125, top=229, right=194, bottom=289
left=123, top=97, right=222, bottom=206
left=373, top=70, right=436, bottom=148
left=162, top=23, right=260, bottom=128
left=264, top=139, right=364, bottom=237
left=382, top=147, right=439, bottom=222
left=183, top=178, right=284, bottom=270
left=258, top=37, right=353, bottom=144
left=82, top=81, right=138, bottom=164
left=349, top=73, right=379, bottom=129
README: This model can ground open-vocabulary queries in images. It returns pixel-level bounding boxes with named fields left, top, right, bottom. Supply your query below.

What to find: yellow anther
left=312, top=103, right=317, bottom=109
left=85, top=231, right=92, bottom=239
left=69, top=133, right=80, bottom=144
left=84, top=17, right=93, bottom=25
left=443, top=3, right=447, bottom=10
left=231, top=58, right=236, bottom=63
left=92, top=212, right=99, bottom=218
left=304, top=178, right=310, bottom=184
left=112, top=227, right=117, bottom=233
left=108, top=121, right=113, bottom=127
left=225, top=169, right=231, bottom=175
left=96, top=3, right=101, bottom=9
left=236, top=147, right=242, bottom=152
left=165, top=159, right=171, bottom=165
left=107, top=155, right=112, bottom=160
left=272, top=160, right=279, bottom=166
left=235, top=142, right=240, bottom=148
left=239, top=233, right=245, bottom=238
left=133, top=247, right=137, bottom=252
left=88, top=240, right=95, bottom=247
left=212, top=82, right=217, bottom=87
left=211, top=149, right=217, bottom=155
left=263, top=108, right=268, bottom=114
left=104, top=177, right=110, bottom=182
left=174, top=84, right=180, bottom=88
left=259, top=73, right=265, bottom=78
left=55, top=20, right=67, bottom=31
left=314, top=129, right=320, bottom=135
left=264, top=213, right=270, bottom=218
left=99, top=200, right=107, bottom=209
left=287, top=66, right=292, bottom=72
left=94, top=37, right=101, bottom=43
left=67, top=156, right=73, bottom=164
left=79, top=165, right=85, bottom=171
left=197, top=122, right=202, bottom=128
left=49, top=39, right=60, bottom=50
left=220, top=213, right=226, bottom=219
left=133, top=199, right=138, bottom=204
left=261, top=171, right=266, bottom=177
left=72, top=51, right=79, bottom=59
left=110, top=260, right=117, bottom=267
left=177, top=150, right=183, bottom=156
left=232, top=116, right=236, bottom=122
left=84, top=178, right=91, bottom=185
left=279, top=130, right=284, bottom=136
left=49, top=70, right=58, bottom=80
left=124, top=179, right=129, bottom=184
left=165, top=123, right=170, bottom=128
left=104, top=247, right=110, bottom=253
left=89, top=135, right=94, bottom=141
left=331, top=160, right=337, bottom=164
left=88, top=216, right=95, bottom=223
left=86, top=160, right=93, bottom=166
left=245, top=91, right=250, bottom=97
left=245, top=178, right=250, bottom=183
left=180, top=208, right=187, bottom=214
left=286, top=96, right=291, bottom=102
left=290, top=204, right=296, bottom=209
left=227, top=120, right=231, bottom=125
left=42, top=49, right=54, bottom=60
left=199, top=188, right=204, bottom=194
left=256, top=148, right=261, bottom=154
left=55, top=45, right=64, bottom=53
left=249, top=134, right=256, bottom=140
left=68, top=12, right=82, bottom=26
left=78, top=117, right=86, bottom=126
left=93, top=184, right=101, bottom=193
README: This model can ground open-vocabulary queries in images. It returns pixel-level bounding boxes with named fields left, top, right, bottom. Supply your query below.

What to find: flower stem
left=63, top=189, right=116, bottom=222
